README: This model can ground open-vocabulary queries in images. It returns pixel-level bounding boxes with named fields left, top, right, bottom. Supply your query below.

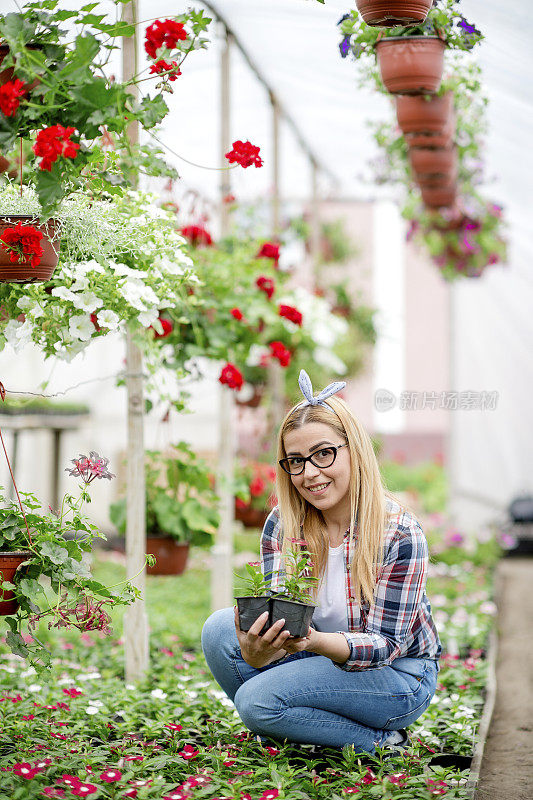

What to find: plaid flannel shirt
left=260, top=497, right=442, bottom=671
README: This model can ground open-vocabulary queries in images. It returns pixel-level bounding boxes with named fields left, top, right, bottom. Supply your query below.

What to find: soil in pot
left=376, top=36, right=445, bottom=95
left=0, top=551, right=31, bottom=616
left=270, top=597, right=316, bottom=638
left=396, top=91, right=454, bottom=135
left=146, top=536, right=189, bottom=576
left=235, top=595, right=271, bottom=635
left=356, top=0, right=432, bottom=27
left=0, top=215, right=60, bottom=283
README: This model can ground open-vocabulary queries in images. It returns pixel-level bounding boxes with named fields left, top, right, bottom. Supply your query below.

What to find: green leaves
left=136, top=95, right=169, bottom=130
left=39, top=541, right=69, bottom=565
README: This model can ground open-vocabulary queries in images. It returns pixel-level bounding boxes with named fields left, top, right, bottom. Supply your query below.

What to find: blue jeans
left=201, top=607, right=439, bottom=754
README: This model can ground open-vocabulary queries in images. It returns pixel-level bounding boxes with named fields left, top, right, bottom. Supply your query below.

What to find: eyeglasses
left=279, top=443, right=349, bottom=476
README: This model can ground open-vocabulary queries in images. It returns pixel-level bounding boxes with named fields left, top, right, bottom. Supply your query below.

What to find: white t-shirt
left=311, top=542, right=348, bottom=633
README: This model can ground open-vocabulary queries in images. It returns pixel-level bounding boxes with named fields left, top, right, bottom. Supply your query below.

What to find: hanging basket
left=234, top=502, right=269, bottom=529
left=421, top=183, right=458, bottom=209
left=146, top=536, right=190, bottom=576
left=411, top=146, right=458, bottom=186
left=375, top=36, right=446, bottom=95
left=0, top=215, right=60, bottom=283
left=0, top=43, right=42, bottom=90
left=356, top=0, right=432, bottom=27
left=396, top=91, right=453, bottom=135
left=0, top=551, right=31, bottom=616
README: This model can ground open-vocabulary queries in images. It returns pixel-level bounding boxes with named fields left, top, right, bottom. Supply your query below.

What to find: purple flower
left=339, top=37, right=351, bottom=58
left=458, top=17, right=478, bottom=35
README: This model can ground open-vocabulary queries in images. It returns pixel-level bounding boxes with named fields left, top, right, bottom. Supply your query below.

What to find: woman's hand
left=234, top=606, right=293, bottom=669
left=280, top=625, right=319, bottom=655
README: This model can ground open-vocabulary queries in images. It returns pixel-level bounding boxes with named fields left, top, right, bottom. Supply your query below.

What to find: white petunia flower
left=72, top=292, right=104, bottom=313
left=27, top=683, right=42, bottom=692
left=86, top=706, right=99, bottom=715
left=151, top=688, right=168, bottom=700
left=70, top=276, right=90, bottom=291
left=109, top=261, right=147, bottom=279
left=52, top=286, right=77, bottom=303
left=69, top=315, right=94, bottom=341
left=3, top=319, right=33, bottom=352
left=138, top=308, right=159, bottom=327
left=96, top=309, right=121, bottom=330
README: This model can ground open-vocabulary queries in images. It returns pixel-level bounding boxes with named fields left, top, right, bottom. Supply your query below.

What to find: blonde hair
left=276, top=395, right=395, bottom=607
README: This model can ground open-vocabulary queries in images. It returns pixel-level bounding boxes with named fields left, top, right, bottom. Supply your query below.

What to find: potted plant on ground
left=0, top=449, right=139, bottom=671
left=109, top=443, right=219, bottom=575
left=338, top=1, right=482, bottom=95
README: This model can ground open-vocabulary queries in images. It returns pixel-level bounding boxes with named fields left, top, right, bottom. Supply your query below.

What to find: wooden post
left=310, top=158, right=321, bottom=284
left=211, top=25, right=235, bottom=612
left=267, top=93, right=284, bottom=439
left=122, top=0, right=149, bottom=681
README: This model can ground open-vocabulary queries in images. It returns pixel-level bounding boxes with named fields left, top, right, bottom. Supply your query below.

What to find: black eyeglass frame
left=279, top=443, right=349, bottom=476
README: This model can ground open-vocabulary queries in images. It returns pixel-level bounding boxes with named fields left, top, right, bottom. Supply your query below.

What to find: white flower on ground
left=96, top=309, right=121, bottom=330
left=72, top=292, right=104, bottom=313
left=479, top=601, right=497, bottom=616
left=27, top=683, right=42, bottom=692
left=86, top=706, right=99, bottom=715
left=69, top=315, right=94, bottom=341
left=151, top=688, right=168, bottom=700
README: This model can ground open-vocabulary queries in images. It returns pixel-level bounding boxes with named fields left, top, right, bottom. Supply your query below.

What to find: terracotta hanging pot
left=145, top=536, right=190, bottom=576
left=421, top=183, right=458, bottom=209
left=234, top=502, right=269, bottom=529
left=356, top=0, right=432, bottom=27
left=396, top=91, right=453, bottom=134
left=405, top=114, right=455, bottom=148
left=0, top=215, right=60, bottom=283
left=415, top=165, right=458, bottom=188
left=0, top=43, right=42, bottom=90
left=409, top=145, right=457, bottom=174
left=375, top=36, right=446, bottom=95
left=0, top=551, right=31, bottom=616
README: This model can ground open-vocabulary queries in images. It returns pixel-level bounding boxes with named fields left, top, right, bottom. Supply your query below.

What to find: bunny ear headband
left=295, top=369, right=346, bottom=415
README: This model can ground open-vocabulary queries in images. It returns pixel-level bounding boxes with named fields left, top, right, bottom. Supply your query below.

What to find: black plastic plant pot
left=428, top=753, right=472, bottom=770
left=270, top=597, right=316, bottom=638
left=235, top=595, right=271, bottom=635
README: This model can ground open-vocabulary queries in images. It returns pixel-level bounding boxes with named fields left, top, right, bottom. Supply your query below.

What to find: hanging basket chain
left=0, top=381, right=35, bottom=548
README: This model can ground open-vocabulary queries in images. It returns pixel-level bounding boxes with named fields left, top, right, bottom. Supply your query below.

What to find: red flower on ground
left=165, top=723, right=182, bottom=731
left=42, top=788, right=66, bottom=798
left=145, top=19, right=187, bottom=59
left=178, top=744, right=199, bottom=760
left=256, top=275, right=275, bottom=299
left=279, top=304, right=303, bottom=326
left=225, top=140, right=263, bottom=169
left=219, top=363, right=244, bottom=391
left=149, top=60, right=182, bottom=81
left=387, top=772, right=408, bottom=786
left=269, top=341, right=291, bottom=367
left=71, top=783, right=98, bottom=797
left=180, top=225, right=213, bottom=247
left=0, top=222, right=44, bottom=268
left=0, top=78, right=26, bottom=116
left=256, top=242, right=280, bottom=266
left=260, top=791, right=279, bottom=800
left=426, top=779, right=448, bottom=796
left=33, top=125, right=79, bottom=171
left=100, top=770, right=122, bottom=783
left=230, top=307, right=244, bottom=320
left=13, top=763, right=39, bottom=779
left=62, top=687, right=83, bottom=698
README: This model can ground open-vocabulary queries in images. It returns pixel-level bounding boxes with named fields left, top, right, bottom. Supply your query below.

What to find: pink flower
left=165, top=723, right=182, bottom=731
left=427, top=779, right=448, bottom=796
left=100, top=769, right=122, bottom=782
left=22, top=714, right=35, bottom=721
left=264, top=746, right=279, bottom=756
left=361, top=768, right=377, bottom=785
left=42, top=789, right=66, bottom=798
left=124, top=755, right=144, bottom=762
left=63, top=688, right=83, bottom=698
left=387, top=772, right=408, bottom=786
left=260, top=791, right=279, bottom=800
left=71, top=783, right=98, bottom=797
left=13, top=763, right=39, bottom=779
left=178, top=744, right=199, bottom=760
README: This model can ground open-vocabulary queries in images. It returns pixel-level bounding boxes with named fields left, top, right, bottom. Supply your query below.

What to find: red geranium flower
left=269, top=341, right=291, bottom=367
left=0, top=79, right=26, bottom=117
left=279, top=304, right=303, bottom=326
left=149, top=60, right=182, bottom=81
left=145, top=19, right=187, bottom=59
left=257, top=242, right=279, bottom=266
left=249, top=477, right=265, bottom=497
left=219, top=363, right=244, bottom=391
left=256, top=275, right=275, bottom=299
left=0, top=222, right=44, bottom=268
left=225, top=140, right=263, bottom=169
left=180, top=225, right=213, bottom=247
left=33, top=125, right=80, bottom=171
left=230, top=307, right=243, bottom=320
